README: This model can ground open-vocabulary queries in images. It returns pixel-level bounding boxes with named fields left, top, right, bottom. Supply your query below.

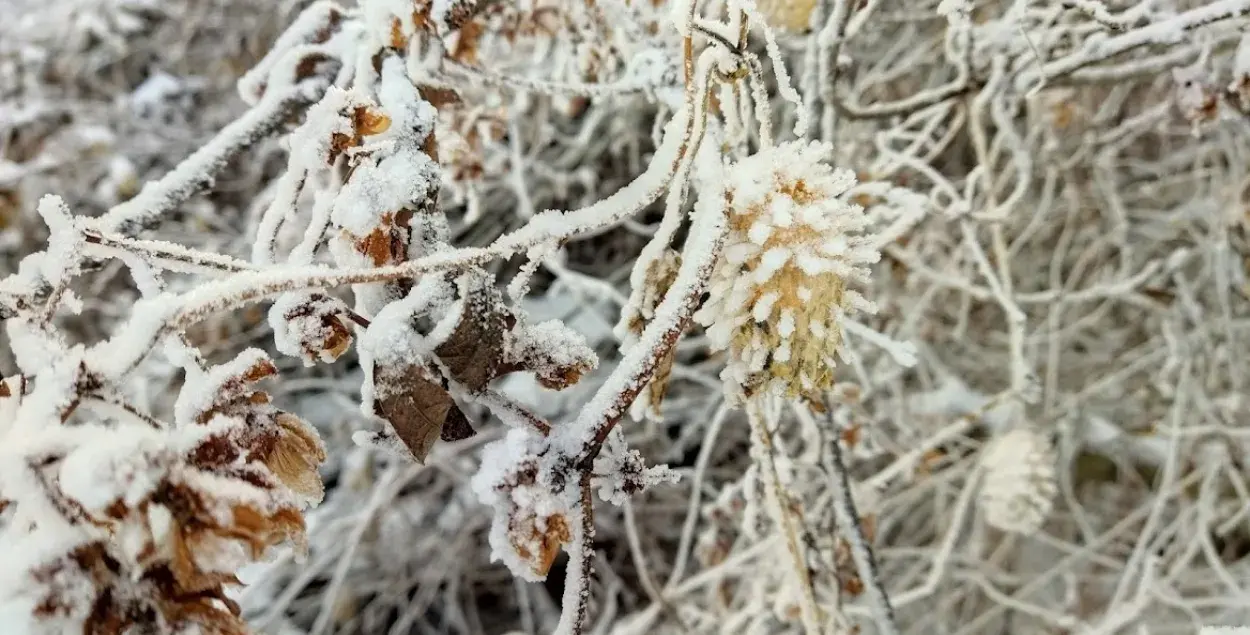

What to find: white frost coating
left=4, top=318, right=66, bottom=376
left=555, top=125, right=727, bottom=455
left=377, top=56, right=438, bottom=141
left=617, top=49, right=719, bottom=344
left=58, top=428, right=176, bottom=513
left=350, top=429, right=415, bottom=458
left=331, top=147, right=439, bottom=235
left=84, top=297, right=177, bottom=381
left=357, top=277, right=459, bottom=412
left=361, top=0, right=423, bottom=47
left=268, top=292, right=345, bottom=365
left=358, top=278, right=457, bottom=367
left=591, top=429, right=679, bottom=506
left=35, top=195, right=83, bottom=286
left=254, top=86, right=372, bottom=265
left=323, top=56, right=441, bottom=313
left=509, top=319, right=599, bottom=373
left=669, top=0, right=698, bottom=35
left=471, top=428, right=570, bottom=582
left=0, top=529, right=97, bottom=633
left=238, top=1, right=342, bottom=104
left=430, top=0, right=457, bottom=33
left=839, top=316, right=917, bottom=368
left=733, top=0, right=809, bottom=137
left=173, top=348, right=272, bottom=426
left=471, top=429, right=533, bottom=503
left=752, top=292, right=779, bottom=322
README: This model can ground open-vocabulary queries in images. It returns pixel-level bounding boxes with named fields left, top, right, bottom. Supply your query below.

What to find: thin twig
left=821, top=396, right=900, bottom=635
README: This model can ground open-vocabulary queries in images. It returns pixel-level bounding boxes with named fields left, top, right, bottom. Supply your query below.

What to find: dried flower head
left=977, top=426, right=1057, bottom=534
left=177, top=349, right=328, bottom=505
left=695, top=140, right=878, bottom=402
left=270, top=292, right=355, bottom=366
left=504, top=319, right=598, bottom=391
left=1, top=392, right=316, bottom=634
left=471, top=430, right=572, bottom=581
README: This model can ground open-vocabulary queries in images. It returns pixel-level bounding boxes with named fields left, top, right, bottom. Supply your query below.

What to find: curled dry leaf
left=503, top=319, right=598, bottom=392
left=179, top=351, right=328, bottom=506
left=624, top=248, right=682, bottom=419
left=371, top=362, right=474, bottom=463
left=510, top=511, right=571, bottom=577
left=191, top=355, right=278, bottom=425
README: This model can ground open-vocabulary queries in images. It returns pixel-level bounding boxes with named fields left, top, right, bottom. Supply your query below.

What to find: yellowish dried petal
left=265, top=414, right=328, bottom=504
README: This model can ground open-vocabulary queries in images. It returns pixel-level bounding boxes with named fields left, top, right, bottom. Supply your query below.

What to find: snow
left=254, top=87, right=362, bottom=265
left=377, top=56, right=437, bottom=142
left=57, top=428, right=174, bottom=513
left=471, top=428, right=568, bottom=582
left=509, top=319, right=598, bottom=375
left=357, top=277, right=460, bottom=412
left=0, top=528, right=97, bottom=633
left=130, top=71, right=196, bottom=117
left=269, top=292, right=352, bottom=365
left=85, top=297, right=176, bottom=381
left=238, top=1, right=343, bottom=104
left=331, top=147, right=439, bottom=236
left=34, top=195, right=83, bottom=287
left=735, top=0, right=808, bottom=137
left=173, top=348, right=272, bottom=426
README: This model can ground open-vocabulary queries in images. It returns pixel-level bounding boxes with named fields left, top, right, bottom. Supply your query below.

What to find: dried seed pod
left=508, top=509, right=572, bottom=578
left=977, top=426, right=1057, bottom=534
left=173, top=349, right=327, bottom=504
left=695, top=140, right=879, bottom=402
left=266, top=414, right=329, bottom=504
left=270, top=292, right=355, bottom=366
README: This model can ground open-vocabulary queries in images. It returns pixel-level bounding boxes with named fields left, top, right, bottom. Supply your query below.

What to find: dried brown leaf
left=373, top=364, right=467, bottom=462
left=418, top=84, right=463, bottom=109
left=440, top=406, right=477, bottom=442
left=434, top=296, right=508, bottom=392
